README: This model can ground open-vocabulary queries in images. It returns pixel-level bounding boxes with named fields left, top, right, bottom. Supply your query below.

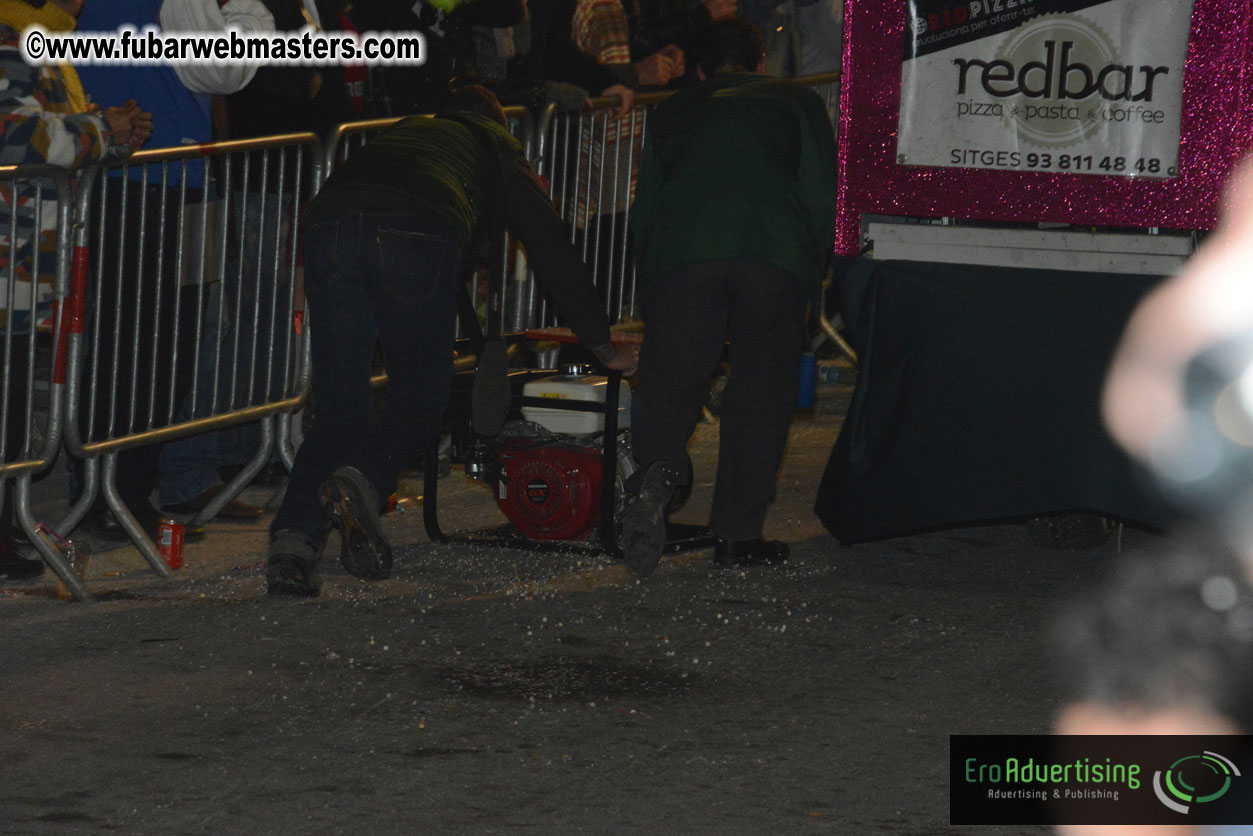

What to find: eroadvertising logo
left=950, top=736, right=1253, bottom=826
left=1153, top=751, right=1242, bottom=815
left=896, top=0, right=1194, bottom=177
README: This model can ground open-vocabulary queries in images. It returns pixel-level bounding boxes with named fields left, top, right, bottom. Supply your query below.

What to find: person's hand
left=598, top=84, right=635, bottom=120
left=102, top=100, right=143, bottom=147
left=702, top=0, right=737, bottom=20
left=659, top=44, right=685, bottom=79
left=633, top=52, right=677, bottom=87
left=601, top=342, right=640, bottom=374
left=128, top=107, right=154, bottom=149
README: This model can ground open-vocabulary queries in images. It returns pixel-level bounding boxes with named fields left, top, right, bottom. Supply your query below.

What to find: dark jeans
left=633, top=258, right=809, bottom=542
left=272, top=210, right=460, bottom=546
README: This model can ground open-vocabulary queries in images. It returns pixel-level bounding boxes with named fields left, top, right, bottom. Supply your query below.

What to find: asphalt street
left=0, top=378, right=1145, bottom=835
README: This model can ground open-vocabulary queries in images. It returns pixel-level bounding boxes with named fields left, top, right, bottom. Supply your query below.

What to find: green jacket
left=630, top=72, right=837, bottom=299
left=311, top=113, right=519, bottom=264
left=308, top=112, right=614, bottom=351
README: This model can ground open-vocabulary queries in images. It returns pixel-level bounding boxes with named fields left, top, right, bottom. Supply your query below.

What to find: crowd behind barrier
left=0, top=72, right=841, bottom=601
left=63, top=134, right=323, bottom=579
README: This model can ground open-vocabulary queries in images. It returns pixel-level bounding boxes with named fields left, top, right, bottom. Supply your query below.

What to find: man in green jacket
left=622, top=18, right=836, bottom=577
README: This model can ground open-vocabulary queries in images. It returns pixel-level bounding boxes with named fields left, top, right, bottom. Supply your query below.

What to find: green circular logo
left=1153, top=751, right=1241, bottom=814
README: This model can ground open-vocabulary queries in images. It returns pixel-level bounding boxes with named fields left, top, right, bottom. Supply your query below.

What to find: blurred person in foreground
left=1103, top=157, right=1253, bottom=516
left=266, top=85, right=637, bottom=597
left=1046, top=161, right=1253, bottom=835
left=1053, top=545, right=1253, bottom=738
left=1050, top=546, right=1253, bottom=836
left=0, top=0, right=152, bottom=580
left=621, top=17, right=835, bottom=577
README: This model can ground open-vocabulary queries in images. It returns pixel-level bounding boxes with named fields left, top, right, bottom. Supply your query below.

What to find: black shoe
left=266, top=530, right=321, bottom=597
left=0, top=538, right=43, bottom=580
left=620, top=460, right=680, bottom=578
left=712, top=538, right=790, bottom=569
left=86, top=505, right=206, bottom=544
left=320, top=466, right=392, bottom=580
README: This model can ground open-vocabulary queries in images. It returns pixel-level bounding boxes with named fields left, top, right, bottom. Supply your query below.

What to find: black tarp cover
left=815, top=256, right=1179, bottom=544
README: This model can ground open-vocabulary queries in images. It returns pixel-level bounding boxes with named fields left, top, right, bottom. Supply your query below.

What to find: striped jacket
left=0, top=22, right=112, bottom=334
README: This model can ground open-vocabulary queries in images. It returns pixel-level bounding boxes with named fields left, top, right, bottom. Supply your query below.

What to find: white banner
left=896, top=0, right=1194, bottom=178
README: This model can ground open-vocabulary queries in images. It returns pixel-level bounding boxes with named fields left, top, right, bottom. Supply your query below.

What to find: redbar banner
left=897, top=0, right=1194, bottom=178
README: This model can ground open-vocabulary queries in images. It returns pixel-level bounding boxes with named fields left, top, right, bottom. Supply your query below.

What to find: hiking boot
left=320, top=466, right=392, bottom=580
left=266, top=530, right=321, bottom=597
left=620, top=460, right=680, bottom=578
left=712, top=537, right=790, bottom=570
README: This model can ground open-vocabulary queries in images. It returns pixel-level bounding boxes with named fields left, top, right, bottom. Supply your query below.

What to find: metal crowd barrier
left=320, top=72, right=842, bottom=345
left=0, top=166, right=86, bottom=598
left=530, top=95, right=660, bottom=331
left=323, top=107, right=538, bottom=175
left=58, top=134, right=324, bottom=587
left=523, top=71, right=844, bottom=336
left=788, top=72, right=854, bottom=362
left=4, top=71, right=843, bottom=601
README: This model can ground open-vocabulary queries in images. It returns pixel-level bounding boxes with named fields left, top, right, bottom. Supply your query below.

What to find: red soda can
left=158, top=519, right=185, bottom=570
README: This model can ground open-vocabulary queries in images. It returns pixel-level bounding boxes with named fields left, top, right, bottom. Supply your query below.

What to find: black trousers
left=632, top=258, right=809, bottom=542
left=271, top=210, right=460, bottom=546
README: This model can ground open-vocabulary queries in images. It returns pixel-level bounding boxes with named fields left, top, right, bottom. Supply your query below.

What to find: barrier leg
left=189, top=415, right=275, bottom=525
left=817, top=311, right=859, bottom=365
left=268, top=410, right=298, bottom=511
left=57, top=455, right=97, bottom=538
left=101, top=451, right=171, bottom=577
left=15, top=473, right=91, bottom=602
left=277, top=408, right=298, bottom=472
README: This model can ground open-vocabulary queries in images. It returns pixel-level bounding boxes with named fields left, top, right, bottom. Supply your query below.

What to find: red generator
left=493, top=365, right=633, bottom=541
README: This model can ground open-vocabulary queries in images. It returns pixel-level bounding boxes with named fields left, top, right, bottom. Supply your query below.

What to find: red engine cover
left=496, top=442, right=603, bottom=540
